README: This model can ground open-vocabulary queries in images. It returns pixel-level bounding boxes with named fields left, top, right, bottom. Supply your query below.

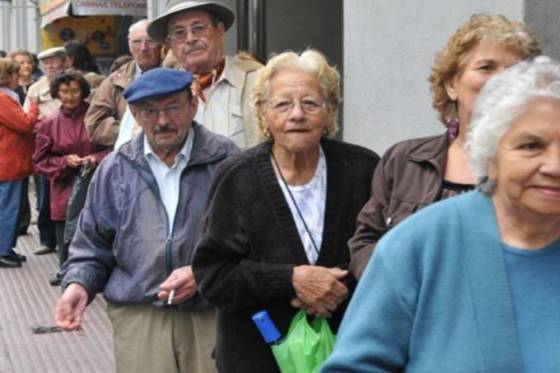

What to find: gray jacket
left=61, top=122, right=239, bottom=311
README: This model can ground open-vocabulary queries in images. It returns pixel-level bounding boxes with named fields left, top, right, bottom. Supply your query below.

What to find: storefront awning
left=40, top=0, right=147, bottom=28
left=40, top=0, right=71, bottom=27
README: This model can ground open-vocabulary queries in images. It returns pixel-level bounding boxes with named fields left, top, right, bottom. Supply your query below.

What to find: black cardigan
left=193, top=138, right=379, bottom=372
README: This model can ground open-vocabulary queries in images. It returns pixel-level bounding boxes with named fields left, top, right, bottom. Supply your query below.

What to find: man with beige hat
left=24, top=46, right=67, bottom=118
left=148, top=0, right=262, bottom=149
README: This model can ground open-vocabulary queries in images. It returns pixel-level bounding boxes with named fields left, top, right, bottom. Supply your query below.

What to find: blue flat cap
left=123, top=68, right=193, bottom=104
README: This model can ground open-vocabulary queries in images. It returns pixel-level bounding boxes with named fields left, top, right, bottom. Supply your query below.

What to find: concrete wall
left=220, top=0, right=237, bottom=55
left=525, top=0, right=560, bottom=60
left=343, top=0, right=524, bottom=155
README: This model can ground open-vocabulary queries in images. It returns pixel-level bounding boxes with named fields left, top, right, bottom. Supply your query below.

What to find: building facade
left=1, top=0, right=558, bottom=154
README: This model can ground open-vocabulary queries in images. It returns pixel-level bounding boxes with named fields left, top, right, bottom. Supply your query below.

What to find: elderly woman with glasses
left=33, top=70, right=108, bottom=285
left=192, top=49, right=379, bottom=372
left=323, top=56, right=560, bottom=372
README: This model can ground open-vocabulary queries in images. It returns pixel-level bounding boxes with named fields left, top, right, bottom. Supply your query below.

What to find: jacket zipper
left=123, top=143, right=228, bottom=276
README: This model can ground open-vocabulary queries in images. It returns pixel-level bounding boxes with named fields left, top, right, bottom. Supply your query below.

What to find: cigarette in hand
left=167, top=289, right=175, bottom=305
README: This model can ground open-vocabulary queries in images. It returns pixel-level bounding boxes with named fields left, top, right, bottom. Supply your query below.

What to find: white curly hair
left=467, top=55, right=560, bottom=192
left=251, top=49, right=341, bottom=141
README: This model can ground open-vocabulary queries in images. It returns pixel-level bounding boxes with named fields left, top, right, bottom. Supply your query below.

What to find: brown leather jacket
left=349, top=133, right=449, bottom=278
left=84, top=60, right=137, bottom=146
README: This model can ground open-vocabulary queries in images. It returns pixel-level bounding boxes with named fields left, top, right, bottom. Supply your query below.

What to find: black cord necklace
left=271, top=150, right=320, bottom=257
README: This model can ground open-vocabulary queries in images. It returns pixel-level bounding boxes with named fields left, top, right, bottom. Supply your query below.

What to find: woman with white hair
left=322, top=56, right=560, bottom=372
left=192, top=49, right=379, bottom=372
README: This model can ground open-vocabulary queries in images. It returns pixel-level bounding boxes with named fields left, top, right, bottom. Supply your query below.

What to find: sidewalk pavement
left=0, top=221, right=114, bottom=372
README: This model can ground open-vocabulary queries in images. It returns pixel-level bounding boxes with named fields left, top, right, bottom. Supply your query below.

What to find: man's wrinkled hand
left=158, top=266, right=197, bottom=305
left=54, top=283, right=88, bottom=331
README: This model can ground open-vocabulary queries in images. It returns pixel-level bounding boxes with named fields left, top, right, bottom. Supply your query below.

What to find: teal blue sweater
left=322, top=191, right=525, bottom=372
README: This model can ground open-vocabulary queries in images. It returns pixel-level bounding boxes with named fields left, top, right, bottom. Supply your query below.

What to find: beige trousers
left=107, top=303, right=217, bottom=373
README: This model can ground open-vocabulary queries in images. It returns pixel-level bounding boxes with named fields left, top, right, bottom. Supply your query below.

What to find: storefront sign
left=71, top=0, right=146, bottom=17
left=40, top=0, right=146, bottom=27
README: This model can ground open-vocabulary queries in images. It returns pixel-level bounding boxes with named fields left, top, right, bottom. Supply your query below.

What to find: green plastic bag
left=271, top=310, right=336, bottom=373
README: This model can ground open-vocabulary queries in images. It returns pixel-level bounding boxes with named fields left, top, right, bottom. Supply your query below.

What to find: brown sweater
left=84, top=60, right=136, bottom=146
left=348, top=133, right=451, bottom=278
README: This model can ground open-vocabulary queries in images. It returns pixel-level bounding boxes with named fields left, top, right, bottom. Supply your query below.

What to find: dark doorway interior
left=238, top=0, right=344, bottom=134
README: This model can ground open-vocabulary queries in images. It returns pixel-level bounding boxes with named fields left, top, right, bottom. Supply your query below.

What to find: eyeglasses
left=166, top=23, right=213, bottom=42
left=58, top=88, right=82, bottom=96
left=137, top=104, right=183, bottom=122
left=266, top=98, right=326, bottom=115
left=129, top=38, right=159, bottom=48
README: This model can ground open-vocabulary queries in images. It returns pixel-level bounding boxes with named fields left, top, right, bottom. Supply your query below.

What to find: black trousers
left=37, top=175, right=57, bottom=248
left=16, top=177, right=30, bottom=234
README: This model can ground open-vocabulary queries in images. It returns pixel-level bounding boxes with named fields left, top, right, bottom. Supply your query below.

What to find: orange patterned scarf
left=192, top=59, right=225, bottom=102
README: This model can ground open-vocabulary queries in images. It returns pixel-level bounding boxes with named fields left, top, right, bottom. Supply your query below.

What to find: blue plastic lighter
left=252, top=310, right=282, bottom=344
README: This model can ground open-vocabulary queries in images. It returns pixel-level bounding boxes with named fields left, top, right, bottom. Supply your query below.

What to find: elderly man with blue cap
left=54, top=67, right=238, bottom=373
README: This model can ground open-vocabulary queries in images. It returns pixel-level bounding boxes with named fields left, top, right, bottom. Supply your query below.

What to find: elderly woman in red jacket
left=33, top=70, right=108, bottom=284
left=0, top=58, right=39, bottom=268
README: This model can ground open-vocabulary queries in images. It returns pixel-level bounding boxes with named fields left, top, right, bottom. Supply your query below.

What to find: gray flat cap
left=148, top=0, right=235, bottom=43
left=37, top=46, right=67, bottom=60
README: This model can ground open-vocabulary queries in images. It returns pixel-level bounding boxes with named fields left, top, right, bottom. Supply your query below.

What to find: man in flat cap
left=54, top=68, right=238, bottom=373
left=24, top=46, right=67, bottom=119
left=148, top=0, right=262, bottom=149
left=24, top=46, right=68, bottom=257
left=85, top=19, right=163, bottom=147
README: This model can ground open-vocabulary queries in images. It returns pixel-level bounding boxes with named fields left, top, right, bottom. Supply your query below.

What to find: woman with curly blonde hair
left=348, top=14, right=542, bottom=278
